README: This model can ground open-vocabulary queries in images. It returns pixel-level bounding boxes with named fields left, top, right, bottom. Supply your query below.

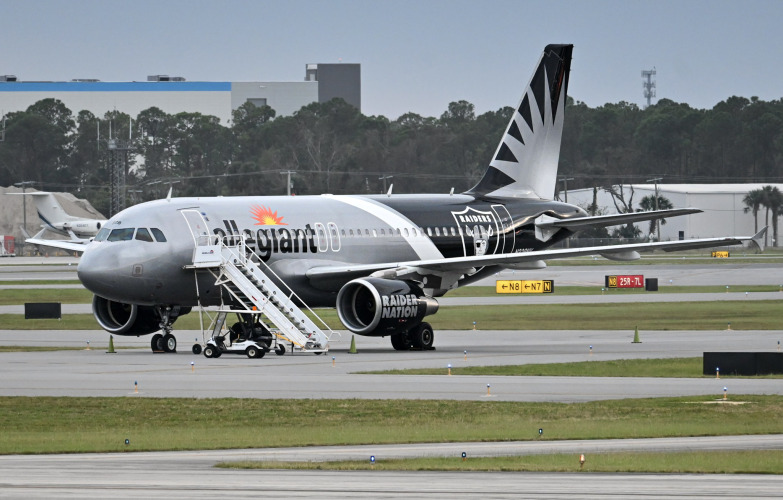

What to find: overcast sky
left=2, top=0, right=781, bottom=121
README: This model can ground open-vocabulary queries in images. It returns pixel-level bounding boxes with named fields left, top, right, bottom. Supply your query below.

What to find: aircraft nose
left=77, top=245, right=121, bottom=298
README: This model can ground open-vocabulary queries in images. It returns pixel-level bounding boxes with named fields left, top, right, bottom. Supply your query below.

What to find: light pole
left=281, top=171, right=295, bottom=195
left=646, top=177, right=663, bottom=241
left=379, top=175, right=393, bottom=193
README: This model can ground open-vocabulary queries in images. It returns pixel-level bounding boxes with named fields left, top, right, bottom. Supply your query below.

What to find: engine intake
left=92, top=295, right=162, bottom=336
left=336, top=278, right=438, bottom=336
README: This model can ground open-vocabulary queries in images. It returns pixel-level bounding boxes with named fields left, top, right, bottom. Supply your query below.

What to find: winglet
left=166, top=187, right=173, bottom=201
left=745, top=227, right=768, bottom=252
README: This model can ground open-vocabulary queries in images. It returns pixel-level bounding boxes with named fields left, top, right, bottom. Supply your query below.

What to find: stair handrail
left=217, top=233, right=337, bottom=342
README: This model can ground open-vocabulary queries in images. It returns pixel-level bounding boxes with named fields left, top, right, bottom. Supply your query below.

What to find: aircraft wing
left=305, top=228, right=767, bottom=287
left=24, top=237, right=89, bottom=254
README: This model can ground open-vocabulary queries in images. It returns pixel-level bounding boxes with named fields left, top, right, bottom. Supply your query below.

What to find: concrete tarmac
left=3, top=437, right=783, bottom=499
left=1, top=329, right=781, bottom=401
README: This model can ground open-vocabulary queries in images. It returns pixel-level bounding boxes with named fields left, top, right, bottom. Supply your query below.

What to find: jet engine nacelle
left=92, top=296, right=189, bottom=336
left=62, top=220, right=102, bottom=235
left=336, top=278, right=439, bottom=336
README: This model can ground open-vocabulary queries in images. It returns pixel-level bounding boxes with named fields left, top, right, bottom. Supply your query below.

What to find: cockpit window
left=150, top=228, right=167, bottom=242
left=135, top=228, right=153, bottom=242
left=94, top=227, right=110, bottom=242
left=107, top=228, right=135, bottom=242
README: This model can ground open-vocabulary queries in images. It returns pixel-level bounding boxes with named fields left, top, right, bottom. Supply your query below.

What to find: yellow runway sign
left=496, top=280, right=554, bottom=294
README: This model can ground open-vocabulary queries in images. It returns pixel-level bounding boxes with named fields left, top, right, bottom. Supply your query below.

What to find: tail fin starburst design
left=467, top=44, right=573, bottom=200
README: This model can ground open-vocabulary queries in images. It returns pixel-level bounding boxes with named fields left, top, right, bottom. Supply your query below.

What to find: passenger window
left=372, top=229, right=377, bottom=237
left=150, top=228, right=167, bottom=242
left=135, top=228, right=153, bottom=242
left=427, top=228, right=433, bottom=237
left=435, top=228, right=441, bottom=236
left=450, top=227, right=456, bottom=236
left=95, top=227, right=110, bottom=241
left=380, top=229, right=385, bottom=236
left=403, top=228, right=409, bottom=237
left=107, top=228, right=135, bottom=242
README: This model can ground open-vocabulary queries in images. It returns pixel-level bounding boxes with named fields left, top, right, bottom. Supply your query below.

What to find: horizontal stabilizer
left=536, top=208, right=702, bottom=231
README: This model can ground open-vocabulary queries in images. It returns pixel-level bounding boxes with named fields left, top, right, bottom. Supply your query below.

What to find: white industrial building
left=562, top=184, right=782, bottom=244
left=0, top=63, right=360, bottom=124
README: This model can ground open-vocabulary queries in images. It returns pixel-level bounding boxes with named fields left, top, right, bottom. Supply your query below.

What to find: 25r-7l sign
left=605, top=275, right=644, bottom=288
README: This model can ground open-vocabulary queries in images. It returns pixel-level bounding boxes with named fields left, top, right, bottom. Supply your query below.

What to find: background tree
left=638, top=194, right=673, bottom=239
left=743, top=188, right=764, bottom=233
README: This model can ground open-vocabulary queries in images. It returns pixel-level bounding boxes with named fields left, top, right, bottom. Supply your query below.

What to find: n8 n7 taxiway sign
left=496, top=280, right=554, bottom=294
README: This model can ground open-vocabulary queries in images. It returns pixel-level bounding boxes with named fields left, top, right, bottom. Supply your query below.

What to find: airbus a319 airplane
left=69, top=44, right=764, bottom=354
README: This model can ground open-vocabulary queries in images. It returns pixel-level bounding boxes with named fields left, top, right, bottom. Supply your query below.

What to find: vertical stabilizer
left=29, top=192, right=77, bottom=229
left=467, top=44, right=573, bottom=200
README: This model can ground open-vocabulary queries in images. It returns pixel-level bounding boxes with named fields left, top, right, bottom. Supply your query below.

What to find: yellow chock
left=106, top=335, right=116, bottom=353
left=632, top=326, right=641, bottom=343
left=349, top=335, right=357, bottom=354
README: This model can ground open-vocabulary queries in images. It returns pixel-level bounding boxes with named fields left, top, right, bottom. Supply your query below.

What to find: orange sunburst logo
left=250, top=205, right=287, bottom=226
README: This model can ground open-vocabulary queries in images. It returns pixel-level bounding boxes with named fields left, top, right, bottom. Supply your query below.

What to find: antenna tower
left=98, top=117, right=134, bottom=216
left=641, top=68, right=656, bottom=109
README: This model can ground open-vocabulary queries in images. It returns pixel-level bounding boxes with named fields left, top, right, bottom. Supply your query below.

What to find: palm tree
left=761, top=186, right=782, bottom=247
left=743, top=189, right=764, bottom=233
left=638, top=194, right=673, bottom=239
left=759, top=185, right=782, bottom=247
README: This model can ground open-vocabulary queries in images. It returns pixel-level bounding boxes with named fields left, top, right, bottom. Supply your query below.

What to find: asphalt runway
left=3, top=438, right=783, bottom=499
left=1, top=329, right=781, bottom=400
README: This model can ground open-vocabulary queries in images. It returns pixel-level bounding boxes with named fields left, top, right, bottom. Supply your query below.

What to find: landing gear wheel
left=275, top=345, right=286, bottom=356
left=163, top=333, right=177, bottom=353
left=192, top=344, right=202, bottom=355
left=411, top=322, right=434, bottom=350
left=203, top=345, right=215, bottom=358
left=151, top=333, right=163, bottom=352
left=391, top=331, right=412, bottom=351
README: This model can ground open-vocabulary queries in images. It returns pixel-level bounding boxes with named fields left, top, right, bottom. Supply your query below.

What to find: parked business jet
left=11, top=192, right=106, bottom=252
left=71, top=44, right=764, bottom=353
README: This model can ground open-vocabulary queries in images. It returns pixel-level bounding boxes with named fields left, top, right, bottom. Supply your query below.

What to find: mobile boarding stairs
left=181, top=209, right=333, bottom=355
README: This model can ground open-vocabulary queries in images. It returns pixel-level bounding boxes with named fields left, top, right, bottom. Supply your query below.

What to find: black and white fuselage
left=77, top=193, right=585, bottom=308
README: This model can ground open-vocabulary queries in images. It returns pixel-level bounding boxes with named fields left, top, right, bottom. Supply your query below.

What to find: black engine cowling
left=336, top=278, right=439, bottom=336
left=92, top=296, right=189, bottom=336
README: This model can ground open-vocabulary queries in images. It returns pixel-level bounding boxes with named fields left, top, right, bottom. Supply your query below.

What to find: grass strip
left=0, top=345, right=92, bottom=352
left=362, top=357, right=783, bottom=378
left=1, top=395, right=782, bottom=455
left=2, top=299, right=782, bottom=331
left=218, top=450, right=783, bottom=474
left=0, top=288, right=92, bottom=305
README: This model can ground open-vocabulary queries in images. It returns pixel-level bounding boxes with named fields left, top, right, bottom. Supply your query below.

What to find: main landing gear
left=150, top=306, right=178, bottom=353
left=151, top=332, right=177, bottom=353
left=390, top=322, right=434, bottom=351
